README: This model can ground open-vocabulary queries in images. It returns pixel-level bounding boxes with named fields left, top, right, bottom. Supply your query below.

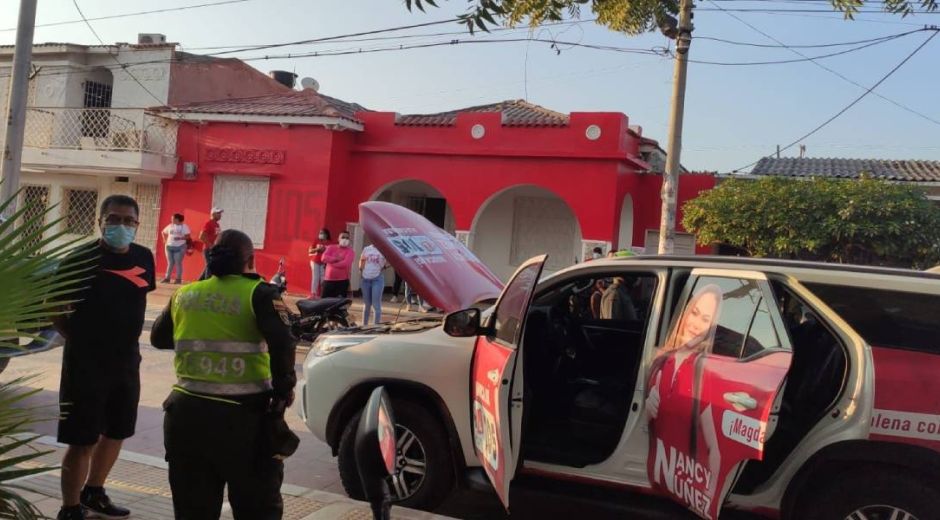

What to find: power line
left=207, top=18, right=462, bottom=56
left=730, top=30, right=939, bottom=173
left=683, top=29, right=925, bottom=64
left=4, top=27, right=914, bottom=81
left=706, top=1, right=940, bottom=126
left=697, top=7, right=940, bottom=12
left=696, top=29, right=923, bottom=48
left=1, top=0, right=256, bottom=33
left=0, top=36, right=669, bottom=80
left=71, top=0, right=170, bottom=108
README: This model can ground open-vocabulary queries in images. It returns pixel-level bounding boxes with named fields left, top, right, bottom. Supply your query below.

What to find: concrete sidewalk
left=12, top=436, right=453, bottom=520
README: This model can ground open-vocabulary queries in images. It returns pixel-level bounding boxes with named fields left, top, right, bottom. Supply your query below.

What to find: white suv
left=299, top=202, right=940, bottom=520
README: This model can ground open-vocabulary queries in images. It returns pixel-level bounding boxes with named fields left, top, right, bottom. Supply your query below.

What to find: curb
left=33, top=436, right=455, bottom=520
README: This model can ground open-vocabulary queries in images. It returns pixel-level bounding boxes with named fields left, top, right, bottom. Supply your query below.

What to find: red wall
left=156, top=111, right=715, bottom=294
left=157, top=121, right=346, bottom=289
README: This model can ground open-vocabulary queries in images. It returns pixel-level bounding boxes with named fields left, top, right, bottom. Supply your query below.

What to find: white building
left=0, top=34, right=289, bottom=251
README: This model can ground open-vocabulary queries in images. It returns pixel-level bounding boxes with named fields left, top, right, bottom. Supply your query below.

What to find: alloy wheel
left=387, top=425, right=427, bottom=501
left=846, top=505, right=918, bottom=520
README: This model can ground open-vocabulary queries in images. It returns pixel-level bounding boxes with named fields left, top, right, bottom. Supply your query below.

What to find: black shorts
left=58, top=360, right=141, bottom=446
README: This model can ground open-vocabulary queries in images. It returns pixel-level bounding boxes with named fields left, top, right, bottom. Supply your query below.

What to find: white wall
left=617, top=193, right=634, bottom=250
left=19, top=171, right=161, bottom=252
left=472, top=185, right=582, bottom=282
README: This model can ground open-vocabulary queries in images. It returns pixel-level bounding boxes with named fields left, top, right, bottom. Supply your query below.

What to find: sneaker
left=160, top=278, right=170, bottom=284
left=81, top=487, right=130, bottom=519
left=174, top=279, right=182, bottom=285
left=389, top=296, right=399, bottom=303
left=57, top=506, right=85, bottom=520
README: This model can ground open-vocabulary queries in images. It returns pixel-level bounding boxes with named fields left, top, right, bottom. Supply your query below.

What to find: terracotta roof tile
left=751, top=157, right=940, bottom=183
left=157, top=89, right=367, bottom=122
left=396, top=99, right=568, bottom=127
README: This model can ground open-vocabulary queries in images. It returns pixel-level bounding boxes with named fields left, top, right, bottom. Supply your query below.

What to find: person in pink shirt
left=321, top=231, right=354, bottom=298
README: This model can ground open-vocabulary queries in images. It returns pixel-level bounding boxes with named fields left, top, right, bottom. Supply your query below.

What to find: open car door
left=646, top=269, right=793, bottom=519
left=470, top=255, right=546, bottom=509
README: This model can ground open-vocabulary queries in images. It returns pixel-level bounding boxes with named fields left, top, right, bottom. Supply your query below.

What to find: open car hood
left=359, top=201, right=504, bottom=313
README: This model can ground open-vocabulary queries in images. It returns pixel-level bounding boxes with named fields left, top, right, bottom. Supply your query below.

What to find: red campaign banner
left=359, top=201, right=504, bottom=313
left=471, top=336, right=515, bottom=506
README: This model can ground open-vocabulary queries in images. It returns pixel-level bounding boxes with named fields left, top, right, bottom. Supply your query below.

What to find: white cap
left=211, top=207, right=224, bottom=214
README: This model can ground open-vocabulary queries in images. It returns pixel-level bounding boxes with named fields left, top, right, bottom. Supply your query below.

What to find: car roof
left=558, top=255, right=940, bottom=295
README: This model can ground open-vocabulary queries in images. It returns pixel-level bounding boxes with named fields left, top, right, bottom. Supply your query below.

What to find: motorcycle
left=266, top=256, right=351, bottom=342
left=290, top=297, right=353, bottom=342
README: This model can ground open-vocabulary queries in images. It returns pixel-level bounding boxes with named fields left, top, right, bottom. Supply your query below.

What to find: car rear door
left=647, top=269, right=793, bottom=519
left=470, top=255, right=546, bottom=509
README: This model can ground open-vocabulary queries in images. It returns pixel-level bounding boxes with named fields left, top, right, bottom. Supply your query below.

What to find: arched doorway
left=355, top=180, right=456, bottom=291
left=617, top=194, right=634, bottom=251
left=471, top=185, right=583, bottom=281
left=369, top=180, right=455, bottom=232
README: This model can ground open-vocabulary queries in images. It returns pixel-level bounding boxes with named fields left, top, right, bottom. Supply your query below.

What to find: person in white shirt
left=358, top=244, right=388, bottom=325
left=161, top=213, right=191, bottom=284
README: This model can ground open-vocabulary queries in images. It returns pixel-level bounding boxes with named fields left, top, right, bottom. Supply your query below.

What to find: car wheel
left=800, top=468, right=940, bottom=520
left=338, top=399, right=455, bottom=511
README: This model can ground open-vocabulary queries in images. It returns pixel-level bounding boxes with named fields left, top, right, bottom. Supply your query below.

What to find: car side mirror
left=355, top=387, right=397, bottom=520
left=443, top=308, right=482, bottom=337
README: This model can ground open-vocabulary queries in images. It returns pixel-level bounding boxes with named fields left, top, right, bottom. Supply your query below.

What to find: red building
left=155, top=88, right=714, bottom=292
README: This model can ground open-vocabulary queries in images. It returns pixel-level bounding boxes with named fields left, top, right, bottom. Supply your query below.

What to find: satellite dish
left=300, top=77, right=320, bottom=92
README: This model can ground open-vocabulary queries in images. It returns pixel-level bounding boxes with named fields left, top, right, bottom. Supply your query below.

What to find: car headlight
left=311, top=335, right=374, bottom=357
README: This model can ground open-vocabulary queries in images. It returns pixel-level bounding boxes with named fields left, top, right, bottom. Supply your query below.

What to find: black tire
left=800, top=467, right=940, bottom=520
left=337, top=399, right=455, bottom=511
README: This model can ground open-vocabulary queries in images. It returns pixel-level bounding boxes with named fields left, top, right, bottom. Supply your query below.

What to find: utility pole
left=657, top=0, right=694, bottom=254
left=0, top=0, right=38, bottom=219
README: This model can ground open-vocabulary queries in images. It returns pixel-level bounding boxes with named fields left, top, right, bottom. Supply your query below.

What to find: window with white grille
left=19, top=185, right=51, bottom=250
left=63, top=188, right=99, bottom=236
left=212, top=176, right=270, bottom=248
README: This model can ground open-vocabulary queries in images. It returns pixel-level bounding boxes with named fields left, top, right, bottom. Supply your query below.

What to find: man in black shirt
left=52, top=194, right=156, bottom=520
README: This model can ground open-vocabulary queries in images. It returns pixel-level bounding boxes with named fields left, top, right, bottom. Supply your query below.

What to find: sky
left=2, top=0, right=939, bottom=172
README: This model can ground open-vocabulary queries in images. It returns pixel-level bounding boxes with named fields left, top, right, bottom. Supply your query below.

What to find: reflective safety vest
left=170, top=275, right=272, bottom=396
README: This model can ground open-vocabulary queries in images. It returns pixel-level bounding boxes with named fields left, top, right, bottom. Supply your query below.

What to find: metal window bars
left=19, top=185, right=51, bottom=251
left=22, top=108, right=177, bottom=156
left=63, top=188, right=99, bottom=236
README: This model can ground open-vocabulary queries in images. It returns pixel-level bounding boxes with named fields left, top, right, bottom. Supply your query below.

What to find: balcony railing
left=22, top=107, right=177, bottom=156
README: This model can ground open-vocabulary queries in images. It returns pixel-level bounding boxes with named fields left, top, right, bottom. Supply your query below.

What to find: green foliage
left=0, top=377, right=58, bottom=520
left=0, top=188, right=91, bottom=519
left=0, top=191, right=92, bottom=349
left=404, top=0, right=936, bottom=35
left=681, top=177, right=940, bottom=268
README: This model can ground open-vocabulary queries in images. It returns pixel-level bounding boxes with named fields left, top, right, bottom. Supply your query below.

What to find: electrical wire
left=681, top=29, right=924, bottom=64
left=696, top=7, right=940, bottom=12
left=207, top=18, right=462, bottom=56
left=729, top=30, right=939, bottom=173
left=696, top=29, right=924, bottom=47
left=0, top=0, right=257, bottom=33
left=0, top=36, right=669, bottom=80
left=706, top=0, right=940, bottom=126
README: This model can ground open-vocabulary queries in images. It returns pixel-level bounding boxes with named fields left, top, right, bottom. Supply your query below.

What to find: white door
left=212, top=176, right=270, bottom=248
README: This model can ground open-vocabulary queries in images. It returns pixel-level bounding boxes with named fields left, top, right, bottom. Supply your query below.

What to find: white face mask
left=592, top=252, right=602, bottom=259
left=339, top=238, right=351, bottom=247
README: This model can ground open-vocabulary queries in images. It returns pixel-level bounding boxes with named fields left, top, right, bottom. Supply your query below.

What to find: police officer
left=151, top=229, right=297, bottom=520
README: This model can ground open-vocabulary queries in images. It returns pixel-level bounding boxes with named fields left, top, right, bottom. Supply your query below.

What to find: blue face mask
left=102, top=225, right=136, bottom=249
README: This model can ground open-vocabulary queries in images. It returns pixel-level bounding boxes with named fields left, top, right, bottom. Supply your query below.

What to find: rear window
left=805, top=283, right=940, bottom=353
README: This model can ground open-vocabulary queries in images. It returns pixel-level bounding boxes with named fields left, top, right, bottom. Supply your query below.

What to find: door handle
left=723, top=392, right=758, bottom=411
